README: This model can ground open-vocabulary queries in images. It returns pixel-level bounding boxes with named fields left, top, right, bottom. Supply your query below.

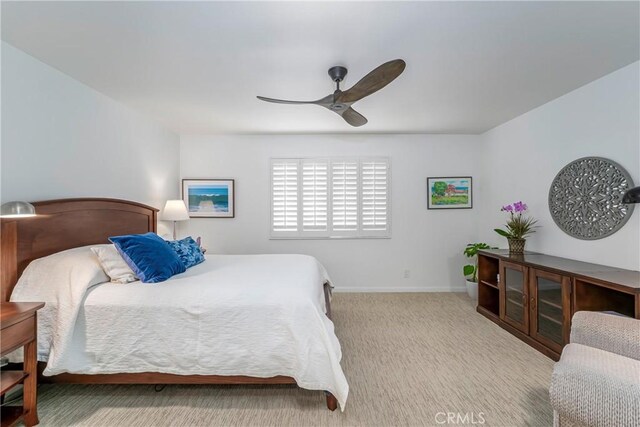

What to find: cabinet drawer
left=1, top=317, right=35, bottom=355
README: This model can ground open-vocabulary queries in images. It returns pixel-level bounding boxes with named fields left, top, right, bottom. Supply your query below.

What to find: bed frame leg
left=325, top=391, right=338, bottom=411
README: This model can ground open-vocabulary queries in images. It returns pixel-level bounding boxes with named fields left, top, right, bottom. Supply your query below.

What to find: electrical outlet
left=403, top=269, right=410, bottom=279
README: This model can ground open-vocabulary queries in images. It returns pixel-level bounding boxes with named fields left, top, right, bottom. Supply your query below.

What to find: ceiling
left=2, top=1, right=638, bottom=135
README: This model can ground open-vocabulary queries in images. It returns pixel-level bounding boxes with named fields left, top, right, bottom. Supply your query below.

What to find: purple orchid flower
left=516, top=201, right=529, bottom=212
left=501, top=204, right=513, bottom=212
left=513, top=201, right=525, bottom=212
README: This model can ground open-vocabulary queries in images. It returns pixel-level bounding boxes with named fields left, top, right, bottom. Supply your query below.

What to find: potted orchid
left=494, top=201, right=538, bottom=254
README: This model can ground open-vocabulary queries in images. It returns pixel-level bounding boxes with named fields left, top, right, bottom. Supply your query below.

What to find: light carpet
left=33, top=293, right=555, bottom=426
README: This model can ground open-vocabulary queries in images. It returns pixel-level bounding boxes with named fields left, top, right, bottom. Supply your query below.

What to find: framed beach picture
left=427, top=176, right=472, bottom=209
left=182, top=179, right=235, bottom=218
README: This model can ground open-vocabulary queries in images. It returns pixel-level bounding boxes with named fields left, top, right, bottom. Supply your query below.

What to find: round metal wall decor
left=548, top=157, right=635, bottom=240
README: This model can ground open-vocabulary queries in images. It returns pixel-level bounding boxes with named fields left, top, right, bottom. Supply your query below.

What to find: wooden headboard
left=0, top=198, right=158, bottom=301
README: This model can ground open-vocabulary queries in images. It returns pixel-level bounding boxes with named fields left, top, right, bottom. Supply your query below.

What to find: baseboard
left=333, top=286, right=467, bottom=293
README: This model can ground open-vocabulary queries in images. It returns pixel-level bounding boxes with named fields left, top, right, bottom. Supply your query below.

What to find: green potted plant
left=463, top=243, right=496, bottom=300
left=494, top=201, right=538, bottom=254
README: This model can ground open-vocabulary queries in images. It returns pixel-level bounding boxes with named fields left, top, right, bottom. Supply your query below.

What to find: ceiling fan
left=257, top=59, right=406, bottom=127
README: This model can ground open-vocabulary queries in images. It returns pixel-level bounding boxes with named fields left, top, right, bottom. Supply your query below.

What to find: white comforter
left=11, top=248, right=349, bottom=409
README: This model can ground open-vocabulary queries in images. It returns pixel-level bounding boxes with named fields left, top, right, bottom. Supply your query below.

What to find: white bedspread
left=11, top=251, right=348, bottom=409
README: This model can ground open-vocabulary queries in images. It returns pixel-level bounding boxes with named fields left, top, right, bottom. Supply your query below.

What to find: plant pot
left=508, top=238, right=526, bottom=254
left=466, top=279, right=478, bottom=301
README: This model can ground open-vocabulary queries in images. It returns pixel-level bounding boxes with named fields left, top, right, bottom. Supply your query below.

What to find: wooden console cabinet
left=477, top=250, right=640, bottom=360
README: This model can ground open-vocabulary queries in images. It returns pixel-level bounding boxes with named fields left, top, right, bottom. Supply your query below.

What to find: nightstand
left=1, top=302, right=45, bottom=427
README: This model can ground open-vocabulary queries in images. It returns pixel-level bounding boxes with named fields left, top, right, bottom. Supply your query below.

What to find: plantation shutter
left=271, top=159, right=299, bottom=234
left=271, top=157, right=390, bottom=238
left=302, top=159, right=329, bottom=232
left=361, top=159, right=389, bottom=234
left=331, top=160, right=359, bottom=233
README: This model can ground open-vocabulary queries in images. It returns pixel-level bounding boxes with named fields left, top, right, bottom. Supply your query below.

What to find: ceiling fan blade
left=337, top=59, right=406, bottom=104
left=256, top=96, right=314, bottom=105
left=257, top=94, right=333, bottom=107
left=338, top=107, right=368, bottom=127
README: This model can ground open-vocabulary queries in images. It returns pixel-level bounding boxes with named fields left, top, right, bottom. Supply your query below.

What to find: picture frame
left=427, top=176, right=472, bottom=209
left=182, top=179, right=235, bottom=218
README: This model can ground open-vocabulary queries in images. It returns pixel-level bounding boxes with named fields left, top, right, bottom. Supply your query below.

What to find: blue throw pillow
left=167, top=236, right=205, bottom=269
left=109, top=232, right=186, bottom=283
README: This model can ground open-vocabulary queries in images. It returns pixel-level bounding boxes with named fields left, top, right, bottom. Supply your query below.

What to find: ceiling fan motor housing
left=328, top=66, right=348, bottom=83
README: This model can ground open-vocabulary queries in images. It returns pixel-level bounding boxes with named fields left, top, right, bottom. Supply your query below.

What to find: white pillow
left=12, top=245, right=110, bottom=304
left=91, top=245, right=138, bottom=284
left=9, top=245, right=111, bottom=363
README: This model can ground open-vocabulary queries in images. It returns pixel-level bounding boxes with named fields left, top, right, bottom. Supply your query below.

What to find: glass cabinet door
left=529, top=269, right=570, bottom=353
left=500, top=261, right=529, bottom=333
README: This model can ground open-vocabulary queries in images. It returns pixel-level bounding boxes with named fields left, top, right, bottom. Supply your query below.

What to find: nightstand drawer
left=1, top=317, right=35, bottom=355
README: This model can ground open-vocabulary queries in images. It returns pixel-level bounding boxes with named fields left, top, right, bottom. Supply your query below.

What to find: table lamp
left=162, top=200, right=189, bottom=240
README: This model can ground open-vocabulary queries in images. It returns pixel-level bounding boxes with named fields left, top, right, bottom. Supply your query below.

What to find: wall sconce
left=622, top=186, right=640, bottom=204
left=0, top=201, right=36, bottom=218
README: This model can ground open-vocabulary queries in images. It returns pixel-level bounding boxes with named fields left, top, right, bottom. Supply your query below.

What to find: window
left=271, top=157, right=390, bottom=238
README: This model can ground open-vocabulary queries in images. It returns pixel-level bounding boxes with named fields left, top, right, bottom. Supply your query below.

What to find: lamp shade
left=622, top=186, right=640, bottom=204
left=162, top=200, right=189, bottom=221
left=0, top=201, right=36, bottom=218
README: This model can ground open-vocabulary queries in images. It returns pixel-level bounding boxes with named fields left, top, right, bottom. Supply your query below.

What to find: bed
left=1, top=198, right=347, bottom=410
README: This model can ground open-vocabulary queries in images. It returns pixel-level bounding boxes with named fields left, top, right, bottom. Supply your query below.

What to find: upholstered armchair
left=549, top=311, right=640, bottom=427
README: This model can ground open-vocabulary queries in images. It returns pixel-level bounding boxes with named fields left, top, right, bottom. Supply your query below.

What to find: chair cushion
left=550, top=343, right=640, bottom=427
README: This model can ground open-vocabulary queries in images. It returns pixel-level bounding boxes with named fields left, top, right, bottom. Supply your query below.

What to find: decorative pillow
left=167, top=236, right=205, bottom=269
left=91, top=244, right=138, bottom=284
left=109, top=232, right=186, bottom=283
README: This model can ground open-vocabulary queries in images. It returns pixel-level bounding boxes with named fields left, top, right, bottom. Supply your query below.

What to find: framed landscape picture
left=427, top=176, right=472, bottom=209
left=182, top=179, right=235, bottom=218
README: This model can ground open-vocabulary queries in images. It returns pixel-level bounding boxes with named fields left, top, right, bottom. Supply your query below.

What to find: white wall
left=1, top=42, right=180, bottom=216
left=180, top=134, right=482, bottom=291
left=4, top=39, right=636, bottom=292
left=480, top=62, right=640, bottom=270
left=180, top=62, right=640, bottom=293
